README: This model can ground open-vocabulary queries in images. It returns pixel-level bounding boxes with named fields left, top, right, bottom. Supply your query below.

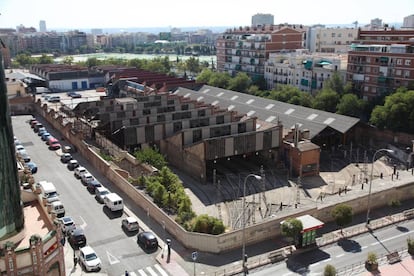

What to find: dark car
left=60, top=153, right=72, bottom=163
left=68, top=92, right=82, bottom=98
left=68, top=228, right=87, bottom=249
left=25, top=161, right=38, bottom=174
left=137, top=231, right=158, bottom=251
left=41, top=132, right=52, bottom=141
left=67, top=160, right=79, bottom=171
left=87, top=179, right=102, bottom=193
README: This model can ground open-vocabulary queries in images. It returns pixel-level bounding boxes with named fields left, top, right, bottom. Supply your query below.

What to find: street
left=12, top=115, right=167, bottom=276
left=251, top=219, right=414, bottom=275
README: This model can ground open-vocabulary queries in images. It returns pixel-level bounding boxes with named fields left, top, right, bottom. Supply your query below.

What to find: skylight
left=307, top=114, right=318, bottom=120
left=246, top=99, right=254, bottom=104
left=285, top=108, right=295, bottom=115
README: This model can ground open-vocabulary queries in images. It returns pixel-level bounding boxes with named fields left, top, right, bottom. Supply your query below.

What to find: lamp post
left=242, top=173, right=262, bottom=275
left=366, top=149, right=394, bottom=226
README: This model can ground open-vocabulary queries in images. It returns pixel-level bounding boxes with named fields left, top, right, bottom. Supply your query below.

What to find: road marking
left=78, top=216, right=87, bottom=229
left=310, top=263, right=319, bottom=267
left=129, top=272, right=137, bottom=276
left=146, top=266, right=158, bottom=276
left=282, top=273, right=293, bottom=276
left=336, top=253, right=344, bottom=258
left=138, top=269, right=148, bottom=276
left=154, top=264, right=168, bottom=276
left=322, top=258, right=331, bottom=262
left=106, top=251, right=120, bottom=265
left=361, top=246, right=367, bottom=249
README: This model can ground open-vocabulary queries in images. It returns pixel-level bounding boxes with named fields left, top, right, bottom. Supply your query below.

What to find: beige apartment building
left=307, top=26, right=358, bottom=53
left=264, top=50, right=347, bottom=93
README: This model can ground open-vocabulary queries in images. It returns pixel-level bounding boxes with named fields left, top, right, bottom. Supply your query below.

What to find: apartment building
left=264, top=50, right=347, bottom=93
left=252, top=13, right=274, bottom=27
left=307, top=26, right=358, bottom=53
left=403, top=15, right=414, bottom=28
left=216, top=25, right=307, bottom=81
left=347, top=29, right=414, bottom=100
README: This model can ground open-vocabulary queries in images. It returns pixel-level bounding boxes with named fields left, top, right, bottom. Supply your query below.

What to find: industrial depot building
left=72, top=68, right=360, bottom=183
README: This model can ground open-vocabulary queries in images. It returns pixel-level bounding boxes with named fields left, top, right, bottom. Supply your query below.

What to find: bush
left=408, top=238, right=414, bottom=255
left=324, top=264, right=336, bottom=276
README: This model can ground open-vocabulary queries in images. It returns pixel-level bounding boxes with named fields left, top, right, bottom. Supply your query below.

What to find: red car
left=48, top=138, right=61, bottom=150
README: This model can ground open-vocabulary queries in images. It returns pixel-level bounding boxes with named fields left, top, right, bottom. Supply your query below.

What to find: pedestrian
left=125, top=270, right=129, bottom=276
left=73, top=255, right=78, bottom=267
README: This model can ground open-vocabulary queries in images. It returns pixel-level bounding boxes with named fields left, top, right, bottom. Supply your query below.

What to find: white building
left=264, top=50, right=347, bottom=93
left=307, top=26, right=358, bottom=53
left=39, top=20, right=46, bottom=32
left=403, top=14, right=414, bottom=28
left=252, top=13, right=274, bottom=27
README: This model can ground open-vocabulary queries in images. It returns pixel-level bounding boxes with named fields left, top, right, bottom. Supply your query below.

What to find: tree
left=185, top=57, right=201, bottom=75
left=192, top=214, right=225, bottom=235
left=37, top=54, right=54, bottom=64
left=281, top=218, right=303, bottom=245
left=134, top=147, right=167, bottom=170
left=209, top=72, right=231, bottom=88
left=324, top=72, right=345, bottom=95
left=331, top=204, right=353, bottom=232
left=196, top=68, right=214, bottom=84
left=313, top=88, right=340, bottom=113
left=62, top=56, right=74, bottom=65
left=336, top=93, right=365, bottom=117
left=227, top=72, right=251, bottom=93
left=323, top=264, right=336, bottom=276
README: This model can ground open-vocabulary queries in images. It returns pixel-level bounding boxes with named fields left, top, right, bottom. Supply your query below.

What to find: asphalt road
left=12, top=115, right=165, bottom=276
left=251, top=219, right=414, bottom=275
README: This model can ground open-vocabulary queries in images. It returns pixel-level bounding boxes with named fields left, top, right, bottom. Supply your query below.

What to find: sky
left=0, top=0, right=412, bottom=31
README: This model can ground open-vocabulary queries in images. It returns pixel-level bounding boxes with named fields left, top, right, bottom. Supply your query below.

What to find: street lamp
left=242, top=173, right=262, bottom=275
left=366, top=148, right=394, bottom=226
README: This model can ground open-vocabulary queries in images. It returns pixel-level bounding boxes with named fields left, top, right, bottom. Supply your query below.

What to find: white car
left=80, top=172, right=94, bottom=185
left=58, top=216, right=75, bottom=234
left=95, top=187, right=110, bottom=203
left=78, top=246, right=101, bottom=272
left=121, top=217, right=139, bottom=232
left=74, top=166, right=87, bottom=179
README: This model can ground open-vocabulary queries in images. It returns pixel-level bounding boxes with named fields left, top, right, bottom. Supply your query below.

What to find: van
left=37, top=181, right=59, bottom=204
left=49, top=201, right=65, bottom=218
left=103, top=193, right=123, bottom=212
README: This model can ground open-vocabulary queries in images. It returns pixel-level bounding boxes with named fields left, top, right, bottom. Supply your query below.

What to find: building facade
left=252, top=13, right=274, bottom=27
left=347, top=29, right=414, bottom=100
left=264, top=50, right=346, bottom=93
left=403, top=14, right=414, bottom=28
left=216, top=25, right=307, bottom=82
left=307, top=26, right=358, bottom=53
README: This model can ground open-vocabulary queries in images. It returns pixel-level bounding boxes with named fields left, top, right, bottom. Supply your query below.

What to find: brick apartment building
left=347, top=28, right=414, bottom=100
left=216, top=25, right=307, bottom=82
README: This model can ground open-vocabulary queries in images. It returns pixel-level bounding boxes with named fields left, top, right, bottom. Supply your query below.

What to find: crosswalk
left=123, top=264, right=169, bottom=276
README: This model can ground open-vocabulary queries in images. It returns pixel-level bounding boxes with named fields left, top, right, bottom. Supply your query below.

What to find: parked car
left=25, top=161, right=38, bottom=174
left=48, top=96, right=60, bottom=103
left=48, top=138, right=61, bottom=150
left=30, top=120, right=39, bottom=128
left=74, top=166, right=87, bottom=179
left=45, top=136, right=55, bottom=145
left=18, top=150, right=31, bottom=162
left=137, top=231, right=158, bottom=250
left=15, top=144, right=25, bottom=153
left=95, top=187, right=110, bottom=203
left=122, top=217, right=139, bottom=232
left=38, top=128, right=47, bottom=136
left=60, top=153, right=72, bottom=163
left=41, top=132, right=52, bottom=141
left=68, top=92, right=82, bottom=98
left=78, top=246, right=101, bottom=272
left=29, top=117, right=37, bottom=125
left=68, top=228, right=87, bottom=249
left=58, top=216, right=76, bottom=235
left=87, top=179, right=102, bottom=193
left=67, top=159, right=79, bottom=170
left=33, top=123, right=43, bottom=132
left=81, top=172, right=94, bottom=185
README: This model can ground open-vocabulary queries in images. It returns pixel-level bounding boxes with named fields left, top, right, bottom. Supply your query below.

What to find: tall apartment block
left=265, top=50, right=346, bottom=93
left=252, top=13, right=274, bottom=27
left=39, top=20, right=46, bottom=32
left=347, top=29, right=414, bottom=100
left=403, top=15, right=414, bottom=28
left=307, top=26, right=358, bottom=53
left=216, top=25, right=307, bottom=82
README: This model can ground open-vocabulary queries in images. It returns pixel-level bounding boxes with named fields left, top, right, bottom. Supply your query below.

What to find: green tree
left=62, top=56, right=74, bottom=65
left=324, top=72, right=345, bottom=94
left=336, top=93, right=365, bottom=117
left=86, top=57, right=99, bottom=67
left=158, top=166, right=179, bottom=190
left=331, top=204, right=353, bottom=232
left=192, top=214, right=225, bottom=235
left=15, top=53, right=35, bottom=67
left=153, top=183, right=166, bottom=205
left=196, top=68, right=214, bottom=84
left=324, top=264, right=336, bottom=276
left=134, top=147, right=167, bottom=170
left=281, top=218, right=303, bottom=245
left=313, top=88, right=340, bottom=112
left=370, top=90, right=414, bottom=133
left=185, top=56, right=201, bottom=75
left=37, top=54, right=54, bottom=64
left=209, top=72, right=231, bottom=88
left=227, top=72, right=251, bottom=93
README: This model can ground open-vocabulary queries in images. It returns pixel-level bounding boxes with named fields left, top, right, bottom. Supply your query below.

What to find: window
left=331, top=33, right=336, bottom=38
left=193, top=129, right=202, bottom=143
left=404, top=70, right=410, bottom=78
left=397, top=59, right=403, bottom=65
left=405, top=60, right=411, bottom=66
left=216, top=115, right=224, bottom=124
left=396, top=69, right=402, bottom=76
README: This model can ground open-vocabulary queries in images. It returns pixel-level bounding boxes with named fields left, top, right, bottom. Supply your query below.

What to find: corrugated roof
left=173, top=85, right=359, bottom=139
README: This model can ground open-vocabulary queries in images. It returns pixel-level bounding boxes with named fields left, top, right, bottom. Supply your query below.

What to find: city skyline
left=0, top=0, right=411, bottom=31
